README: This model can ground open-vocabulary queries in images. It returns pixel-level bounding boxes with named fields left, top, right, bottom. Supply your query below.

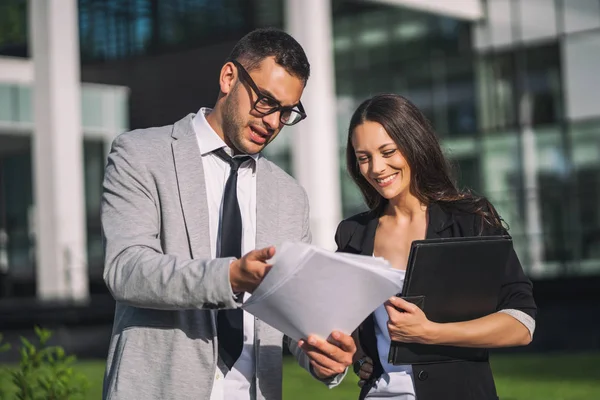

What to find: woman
left=337, top=94, right=536, bottom=400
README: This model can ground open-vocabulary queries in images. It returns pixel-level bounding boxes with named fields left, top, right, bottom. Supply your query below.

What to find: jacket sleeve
left=301, top=188, right=312, bottom=244
left=478, top=206, right=537, bottom=335
left=496, top=247, right=537, bottom=320
left=334, top=221, right=349, bottom=252
left=101, top=133, right=238, bottom=310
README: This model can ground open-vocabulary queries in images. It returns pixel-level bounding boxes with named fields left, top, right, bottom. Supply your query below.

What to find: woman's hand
left=386, top=297, right=533, bottom=348
left=385, top=297, right=438, bottom=344
left=353, top=356, right=373, bottom=388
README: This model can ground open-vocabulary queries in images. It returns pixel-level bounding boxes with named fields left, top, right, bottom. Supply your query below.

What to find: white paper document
left=241, top=241, right=404, bottom=341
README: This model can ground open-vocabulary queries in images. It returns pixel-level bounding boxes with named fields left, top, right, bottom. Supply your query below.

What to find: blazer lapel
left=426, top=202, right=455, bottom=239
left=255, top=158, right=279, bottom=249
left=345, top=210, right=379, bottom=255
left=348, top=210, right=382, bottom=383
left=254, top=157, right=280, bottom=382
left=360, top=216, right=379, bottom=256
left=171, top=115, right=211, bottom=259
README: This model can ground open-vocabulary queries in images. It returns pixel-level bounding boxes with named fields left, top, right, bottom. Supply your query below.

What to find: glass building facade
left=332, top=0, right=600, bottom=279
left=0, top=0, right=280, bottom=297
left=0, top=80, right=128, bottom=296
left=0, top=0, right=284, bottom=61
left=77, top=0, right=283, bottom=62
left=1, top=0, right=599, bottom=299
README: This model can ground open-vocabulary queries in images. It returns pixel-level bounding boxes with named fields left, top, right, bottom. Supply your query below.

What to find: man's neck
left=205, top=108, right=229, bottom=146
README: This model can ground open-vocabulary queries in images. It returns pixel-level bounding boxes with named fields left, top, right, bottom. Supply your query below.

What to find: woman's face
left=352, top=121, right=411, bottom=201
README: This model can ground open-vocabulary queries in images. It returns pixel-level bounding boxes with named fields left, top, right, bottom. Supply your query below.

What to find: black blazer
left=335, top=202, right=537, bottom=400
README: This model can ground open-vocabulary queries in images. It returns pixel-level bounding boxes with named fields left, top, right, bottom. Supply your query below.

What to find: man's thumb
left=252, top=246, right=275, bottom=261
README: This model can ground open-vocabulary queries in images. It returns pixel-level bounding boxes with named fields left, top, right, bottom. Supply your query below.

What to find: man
left=101, top=28, right=355, bottom=400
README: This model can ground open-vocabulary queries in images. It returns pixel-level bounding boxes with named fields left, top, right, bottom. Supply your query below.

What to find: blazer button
left=417, top=370, right=429, bottom=381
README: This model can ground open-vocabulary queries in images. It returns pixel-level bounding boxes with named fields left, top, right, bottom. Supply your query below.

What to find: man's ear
left=219, top=62, right=236, bottom=95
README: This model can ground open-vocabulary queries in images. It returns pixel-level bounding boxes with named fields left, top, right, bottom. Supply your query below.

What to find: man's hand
left=298, top=331, right=356, bottom=379
left=229, top=246, right=275, bottom=293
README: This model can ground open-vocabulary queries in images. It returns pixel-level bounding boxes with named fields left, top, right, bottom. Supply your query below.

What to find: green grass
left=75, top=362, right=106, bottom=399
left=492, top=353, right=600, bottom=400
left=3, top=353, right=600, bottom=399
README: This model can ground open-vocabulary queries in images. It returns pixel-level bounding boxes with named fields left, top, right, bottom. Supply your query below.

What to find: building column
left=285, top=0, right=342, bottom=250
left=29, top=0, right=88, bottom=301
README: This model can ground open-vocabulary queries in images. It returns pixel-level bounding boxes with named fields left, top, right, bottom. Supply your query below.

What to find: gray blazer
left=101, top=114, right=340, bottom=400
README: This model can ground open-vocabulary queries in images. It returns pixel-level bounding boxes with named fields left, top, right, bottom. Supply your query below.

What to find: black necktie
left=213, top=148, right=250, bottom=370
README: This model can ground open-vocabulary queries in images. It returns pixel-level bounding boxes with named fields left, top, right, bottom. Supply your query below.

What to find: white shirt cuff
left=498, top=308, right=536, bottom=338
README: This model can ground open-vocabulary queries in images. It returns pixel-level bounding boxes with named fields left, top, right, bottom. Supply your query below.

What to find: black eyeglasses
left=230, top=59, right=307, bottom=126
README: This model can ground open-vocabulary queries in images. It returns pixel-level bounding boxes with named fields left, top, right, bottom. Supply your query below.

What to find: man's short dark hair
left=227, top=28, right=310, bottom=85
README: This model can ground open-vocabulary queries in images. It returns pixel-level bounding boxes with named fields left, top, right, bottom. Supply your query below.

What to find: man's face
left=221, top=56, right=305, bottom=155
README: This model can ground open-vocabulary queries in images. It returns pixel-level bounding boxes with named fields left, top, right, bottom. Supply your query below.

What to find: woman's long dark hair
left=347, top=93, right=503, bottom=230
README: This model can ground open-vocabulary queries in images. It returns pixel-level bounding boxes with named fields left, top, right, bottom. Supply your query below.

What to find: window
left=78, top=0, right=273, bottom=63
left=476, top=52, right=517, bottom=132
left=433, top=56, right=477, bottom=137
left=521, top=44, right=563, bottom=125
left=570, top=120, right=600, bottom=274
left=453, top=155, right=481, bottom=193
left=84, top=139, right=106, bottom=282
left=0, top=0, right=27, bottom=58
left=575, top=168, right=600, bottom=264
left=477, top=43, right=562, bottom=133
left=0, top=141, right=34, bottom=297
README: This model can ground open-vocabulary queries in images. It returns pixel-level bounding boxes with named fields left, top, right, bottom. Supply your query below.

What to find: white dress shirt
left=193, top=108, right=259, bottom=400
left=367, top=269, right=416, bottom=400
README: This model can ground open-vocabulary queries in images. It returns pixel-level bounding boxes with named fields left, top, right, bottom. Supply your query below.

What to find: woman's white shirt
left=366, top=269, right=417, bottom=400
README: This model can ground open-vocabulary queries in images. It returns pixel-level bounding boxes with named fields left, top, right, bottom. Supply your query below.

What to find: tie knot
left=214, top=148, right=251, bottom=172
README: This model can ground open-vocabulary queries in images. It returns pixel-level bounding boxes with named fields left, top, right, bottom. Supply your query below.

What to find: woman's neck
left=384, top=191, right=427, bottom=223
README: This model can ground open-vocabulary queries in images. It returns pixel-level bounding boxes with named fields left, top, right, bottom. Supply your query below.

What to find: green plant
left=0, top=327, right=89, bottom=400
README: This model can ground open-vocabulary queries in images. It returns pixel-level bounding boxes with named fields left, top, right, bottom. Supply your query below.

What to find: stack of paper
left=242, top=241, right=404, bottom=341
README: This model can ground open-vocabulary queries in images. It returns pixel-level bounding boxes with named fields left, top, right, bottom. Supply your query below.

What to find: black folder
left=388, top=235, right=512, bottom=365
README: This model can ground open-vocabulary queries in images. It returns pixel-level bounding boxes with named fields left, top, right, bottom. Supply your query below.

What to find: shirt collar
left=192, top=107, right=260, bottom=162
